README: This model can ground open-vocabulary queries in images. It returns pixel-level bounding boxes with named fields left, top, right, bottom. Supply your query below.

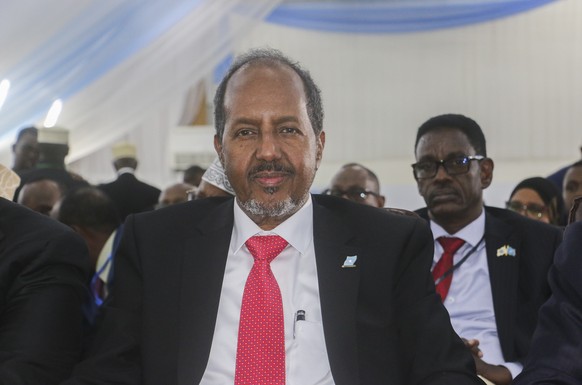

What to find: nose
left=255, top=131, right=281, bottom=161
left=433, top=162, right=451, bottom=181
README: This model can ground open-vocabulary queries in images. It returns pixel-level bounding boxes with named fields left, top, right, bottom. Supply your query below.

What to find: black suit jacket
left=416, top=206, right=563, bottom=364
left=0, top=198, right=90, bottom=384
left=66, top=195, right=484, bottom=385
left=98, top=173, right=161, bottom=220
left=514, top=221, right=582, bottom=384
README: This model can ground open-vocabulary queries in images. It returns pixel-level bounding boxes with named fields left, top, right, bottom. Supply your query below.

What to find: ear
left=214, top=135, right=224, bottom=166
left=377, top=195, right=386, bottom=208
left=480, top=158, right=494, bottom=189
left=315, top=131, right=325, bottom=168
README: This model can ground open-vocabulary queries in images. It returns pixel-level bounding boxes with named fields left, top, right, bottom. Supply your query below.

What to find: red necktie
left=433, top=237, right=465, bottom=302
left=235, top=235, right=288, bottom=385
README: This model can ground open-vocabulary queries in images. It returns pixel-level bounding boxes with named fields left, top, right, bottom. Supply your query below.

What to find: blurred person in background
left=506, top=176, right=565, bottom=226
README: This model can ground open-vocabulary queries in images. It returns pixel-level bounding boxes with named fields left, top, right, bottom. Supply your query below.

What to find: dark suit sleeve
left=0, top=230, right=90, bottom=385
left=62, top=215, right=143, bottom=385
left=513, top=222, right=582, bottom=385
left=394, top=218, right=484, bottom=385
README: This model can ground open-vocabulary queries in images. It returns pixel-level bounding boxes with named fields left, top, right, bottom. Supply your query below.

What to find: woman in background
left=506, top=176, right=565, bottom=226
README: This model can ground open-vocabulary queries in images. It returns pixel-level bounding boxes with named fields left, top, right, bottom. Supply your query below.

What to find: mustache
left=248, top=161, right=294, bottom=177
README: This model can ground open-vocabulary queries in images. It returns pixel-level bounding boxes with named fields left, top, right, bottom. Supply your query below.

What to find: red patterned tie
left=433, top=237, right=465, bottom=302
left=235, top=235, right=288, bottom=385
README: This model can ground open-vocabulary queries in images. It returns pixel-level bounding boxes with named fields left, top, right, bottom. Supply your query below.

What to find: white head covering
left=201, top=157, right=235, bottom=195
left=112, top=142, right=137, bottom=160
left=0, top=164, right=21, bottom=200
left=38, top=127, right=69, bottom=145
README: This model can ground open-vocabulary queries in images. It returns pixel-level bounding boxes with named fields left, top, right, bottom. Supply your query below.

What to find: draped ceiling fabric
left=0, top=0, right=282, bottom=181
left=267, top=0, right=557, bottom=33
left=0, top=0, right=560, bottom=186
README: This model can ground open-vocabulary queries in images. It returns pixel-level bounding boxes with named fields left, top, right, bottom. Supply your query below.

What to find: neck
left=238, top=194, right=308, bottom=231
left=430, top=206, right=483, bottom=235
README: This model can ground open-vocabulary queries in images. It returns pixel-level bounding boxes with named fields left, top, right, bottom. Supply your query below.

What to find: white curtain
left=60, top=0, right=282, bottom=186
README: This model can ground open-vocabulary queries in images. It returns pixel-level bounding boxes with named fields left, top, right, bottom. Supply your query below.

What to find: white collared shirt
left=430, top=209, right=522, bottom=379
left=200, top=195, right=335, bottom=385
left=116, top=167, right=135, bottom=176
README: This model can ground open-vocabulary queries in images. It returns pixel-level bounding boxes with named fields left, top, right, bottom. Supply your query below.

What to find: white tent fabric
left=0, top=0, right=282, bottom=183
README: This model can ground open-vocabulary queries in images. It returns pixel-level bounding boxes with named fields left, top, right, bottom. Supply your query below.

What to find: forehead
left=565, top=166, right=582, bottom=182
left=332, top=167, right=374, bottom=187
left=17, top=133, right=37, bottom=145
left=224, top=62, right=306, bottom=110
left=415, top=127, right=475, bottom=159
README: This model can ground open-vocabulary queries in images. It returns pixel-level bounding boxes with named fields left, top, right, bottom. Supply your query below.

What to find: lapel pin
left=496, top=245, right=516, bottom=257
left=342, top=255, right=358, bottom=268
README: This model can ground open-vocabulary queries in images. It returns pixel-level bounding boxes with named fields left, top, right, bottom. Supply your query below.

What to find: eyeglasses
left=505, top=200, right=547, bottom=219
left=323, top=187, right=380, bottom=202
left=411, top=155, right=485, bottom=180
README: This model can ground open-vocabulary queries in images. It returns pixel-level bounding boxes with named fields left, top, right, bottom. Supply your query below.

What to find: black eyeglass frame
left=411, top=155, right=485, bottom=180
left=323, top=187, right=381, bottom=201
left=505, top=200, right=547, bottom=219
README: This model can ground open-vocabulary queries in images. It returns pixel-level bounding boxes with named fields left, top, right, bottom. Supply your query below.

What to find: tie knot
left=245, top=235, right=288, bottom=263
left=438, top=237, right=465, bottom=254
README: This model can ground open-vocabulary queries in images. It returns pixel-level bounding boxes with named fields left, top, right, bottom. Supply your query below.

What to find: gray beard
left=239, top=196, right=298, bottom=219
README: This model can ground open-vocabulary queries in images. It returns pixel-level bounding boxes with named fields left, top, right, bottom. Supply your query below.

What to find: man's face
left=414, top=127, right=492, bottom=225
left=329, top=166, right=385, bottom=207
left=214, top=63, right=324, bottom=229
left=563, top=165, right=582, bottom=212
left=12, top=133, right=39, bottom=171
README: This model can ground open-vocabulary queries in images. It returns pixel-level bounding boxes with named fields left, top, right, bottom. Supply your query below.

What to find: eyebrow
left=230, top=115, right=301, bottom=126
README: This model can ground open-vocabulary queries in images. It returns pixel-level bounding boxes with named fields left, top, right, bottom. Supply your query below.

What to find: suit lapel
left=484, top=209, right=520, bottom=357
left=177, top=200, right=234, bottom=385
left=313, top=201, right=361, bottom=385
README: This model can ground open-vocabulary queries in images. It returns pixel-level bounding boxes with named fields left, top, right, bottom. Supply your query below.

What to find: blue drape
left=267, top=0, right=557, bottom=33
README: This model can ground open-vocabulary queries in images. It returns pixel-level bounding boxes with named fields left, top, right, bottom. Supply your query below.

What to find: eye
left=566, top=182, right=579, bottom=192
left=235, top=128, right=256, bottom=137
left=416, top=162, right=433, bottom=171
left=451, top=157, right=468, bottom=166
left=280, top=126, right=301, bottom=134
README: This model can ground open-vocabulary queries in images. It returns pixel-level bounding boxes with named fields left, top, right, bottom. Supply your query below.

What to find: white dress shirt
left=200, top=195, right=335, bottom=385
left=430, top=209, right=522, bottom=379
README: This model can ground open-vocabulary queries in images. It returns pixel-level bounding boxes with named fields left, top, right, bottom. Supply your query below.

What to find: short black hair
left=58, top=187, right=120, bottom=234
left=16, top=126, right=38, bottom=142
left=214, top=48, right=323, bottom=140
left=415, top=114, right=487, bottom=157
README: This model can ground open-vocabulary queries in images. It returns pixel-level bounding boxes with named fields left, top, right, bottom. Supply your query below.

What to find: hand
left=473, top=356, right=512, bottom=385
left=462, top=338, right=483, bottom=359
left=461, top=338, right=511, bottom=385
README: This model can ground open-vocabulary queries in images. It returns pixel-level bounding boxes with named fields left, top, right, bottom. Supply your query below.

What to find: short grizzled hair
left=213, top=48, right=323, bottom=140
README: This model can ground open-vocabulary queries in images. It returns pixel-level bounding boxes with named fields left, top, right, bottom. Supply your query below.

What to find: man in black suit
left=513, top=220, right=582, bottom=385
left=65, top=49, right=482, bottom=385
left=0, top=188, right=90, bottom=383
left=411, top=114, right=562, bottom=385
left=98, top=142, right=161, bottom=220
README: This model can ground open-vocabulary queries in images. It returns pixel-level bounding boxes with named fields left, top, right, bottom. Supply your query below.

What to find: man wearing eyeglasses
left=325, top=163, right=385, bottom=208
left=412, top=114, right=562, bottom=385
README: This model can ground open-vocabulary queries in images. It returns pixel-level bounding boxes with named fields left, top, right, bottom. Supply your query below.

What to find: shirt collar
left=232, top=194, right=313, bottom=255
left=117, top=167, right=135, bottom=176
left=430, top=208, right=485, bottom=247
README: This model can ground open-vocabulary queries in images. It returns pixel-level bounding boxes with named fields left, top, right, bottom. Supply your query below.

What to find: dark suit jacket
left=98, top=173, right=161, bottom=220
left=416, top=206, right=563, bottom=365
left=66, top=195, right=484, bottom=385
left=513, top=221, right=582, bottom=384
left=0, top=198, right=90, bottom=384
